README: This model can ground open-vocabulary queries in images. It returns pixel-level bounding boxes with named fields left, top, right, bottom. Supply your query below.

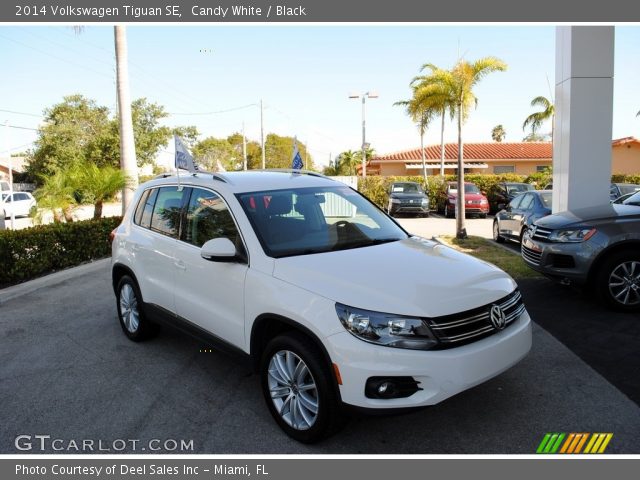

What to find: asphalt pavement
left=1, top=261, right=639, bottom=453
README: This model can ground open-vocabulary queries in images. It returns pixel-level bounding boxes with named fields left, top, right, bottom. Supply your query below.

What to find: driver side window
left=183, top=188, right=242, bottom=250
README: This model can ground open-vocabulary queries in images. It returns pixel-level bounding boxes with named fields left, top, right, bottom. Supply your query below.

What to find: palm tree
left=424, top=57, right=507, bottom=238
left=523, top=96, right=555, bottom=140
left=394, top=96, right=438, bottom=183
left=338, top=150, right=359, bottom=176
left=492, top=125, right=506, bottom=142
left=72, top=163, right=129, bottom=219
left=34, top=169, right=77, bottom=224
left=114, top=26, right=139, bottom=215
left=412, top=65, right=457, bottom=176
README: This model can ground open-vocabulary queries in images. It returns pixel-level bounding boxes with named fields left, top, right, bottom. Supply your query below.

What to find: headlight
left=391, top=198, right=401, bottom=204
left=548, top=228, right=597, bottom=242
left=480, top=199, right=488, bottom=204
left=335, top=304, right=438, bottom=350
left=421, top=198, right=429, bottom=205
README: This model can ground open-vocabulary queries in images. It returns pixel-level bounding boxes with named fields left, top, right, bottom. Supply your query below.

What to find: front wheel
left=260, top=332, right=345, bottom=443
left=597, top=251, right=640, bottom=312
left=493, top=221, right=505, bottom=243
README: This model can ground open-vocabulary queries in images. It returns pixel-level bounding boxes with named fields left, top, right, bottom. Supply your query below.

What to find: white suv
left=111, top=171, right=531, bottom=443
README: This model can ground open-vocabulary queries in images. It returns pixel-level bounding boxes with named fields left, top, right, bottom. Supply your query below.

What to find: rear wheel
left=597, top=251, right=640, bottom=312
left=493, top=220, right=505, bottom=243
left=116, top=275, right=158, bottom=341
left=260, top=332, right=345, bottom=443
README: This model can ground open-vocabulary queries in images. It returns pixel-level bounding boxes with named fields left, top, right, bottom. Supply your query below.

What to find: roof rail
left=259, top=168, right=331, bottom=180
left=154, top=173, right=173, bottom=179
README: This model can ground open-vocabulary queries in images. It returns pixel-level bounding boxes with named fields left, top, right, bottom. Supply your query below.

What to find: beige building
left=366, top=137, right=640, bottom=176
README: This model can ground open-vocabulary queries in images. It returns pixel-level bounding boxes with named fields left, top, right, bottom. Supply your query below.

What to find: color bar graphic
left=537, top=433, right=613, bottom=454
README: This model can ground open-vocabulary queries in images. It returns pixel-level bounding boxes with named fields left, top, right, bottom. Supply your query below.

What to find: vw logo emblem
left=490, top=305, right=506, bottom=330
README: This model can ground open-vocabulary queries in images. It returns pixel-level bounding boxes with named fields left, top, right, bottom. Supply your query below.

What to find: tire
left=260, top=332, right=345, bottom=443
left=445, top=204, right=453, bottom=218
left=115, top=275, right=158, bottom=341
left=493, top=220, right=505, bottom=243
left=596, top=251, right=640, bottom=312
left=480, top=213, right=487, bottom=219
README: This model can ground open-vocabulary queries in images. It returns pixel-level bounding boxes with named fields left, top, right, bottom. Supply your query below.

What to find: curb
left=0, top=258, right=111, bottom=305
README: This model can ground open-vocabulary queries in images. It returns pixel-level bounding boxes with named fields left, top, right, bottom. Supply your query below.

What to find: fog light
left=365, top=377, right=422, bottom=399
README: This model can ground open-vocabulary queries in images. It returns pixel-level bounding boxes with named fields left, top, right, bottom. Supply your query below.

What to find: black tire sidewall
left=260, top=333, right=341, bottom=443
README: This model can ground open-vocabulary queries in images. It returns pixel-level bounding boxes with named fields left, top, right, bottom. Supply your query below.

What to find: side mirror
left=481, top=191, right=487, bottom=196
left=201, top=238, right=241, bottom=263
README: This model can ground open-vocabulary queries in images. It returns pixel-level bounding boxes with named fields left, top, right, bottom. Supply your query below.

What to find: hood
left=272, top=237, right=516, bottom=317
left=390, top=192, right=427, bottom=199
left=535, top=204, right=640, bottom=229
left=448, top=192, right=486, bottom=200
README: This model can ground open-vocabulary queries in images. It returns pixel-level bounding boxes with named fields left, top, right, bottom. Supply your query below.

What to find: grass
left=439, top=235, right=541, bottom=279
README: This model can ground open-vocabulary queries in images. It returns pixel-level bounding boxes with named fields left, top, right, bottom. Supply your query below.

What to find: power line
left=6, top=125, right=38, bottom=131
left=0, top=109, right=42, bottom=118
left=169, top=103, right=258, bottom=116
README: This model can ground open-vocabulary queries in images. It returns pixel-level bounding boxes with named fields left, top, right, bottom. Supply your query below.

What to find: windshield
left=507, top=184, right=533, bottom=195
left=449, top=183, right=481, bottom=194
left=618, top=184, right=640, bottom=195
left=539, top=192, right=552, bottom=208
left=622, top=191, right=640, bottom=206
left=237, top=186, right=408, bottom=258
left=391, top=183, right=423, bottom=194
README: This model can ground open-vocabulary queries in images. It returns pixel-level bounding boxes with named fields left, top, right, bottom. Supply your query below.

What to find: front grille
left=521, top=245, right=542, bottom=266
left=427, top=290, right=525, bottom=348
left=532, top=226, right=552, bottom=242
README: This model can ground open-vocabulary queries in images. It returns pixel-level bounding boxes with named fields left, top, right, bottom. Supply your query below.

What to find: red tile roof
left=374, top=142, right=551, bottom=162
left=373, top=137, right=638, bottom=162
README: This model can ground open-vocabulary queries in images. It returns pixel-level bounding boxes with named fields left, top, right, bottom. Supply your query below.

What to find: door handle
left=174, top=260, right=187, bottom=271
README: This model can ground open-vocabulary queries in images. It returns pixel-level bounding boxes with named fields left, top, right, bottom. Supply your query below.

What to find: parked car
left=491, top=182, right=534, bottom=213
left=112, top=171, right=531, bottom=442
left=522, top=203, right=640, bottom=311
left=617, top=191, right=640, bottom=206
left=387, top=181, right=429, bottom=217
left=493, top=190, right=552, bottom=245
left=1, top=191, right=36, bottom=218
left=610, top=183, right=640, bottom=201
left=612, top=192, right=635, bottom=204
left=438, top=182, right=489, bottom=218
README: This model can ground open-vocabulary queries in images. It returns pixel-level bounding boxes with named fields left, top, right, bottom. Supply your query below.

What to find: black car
left=387, top=181, right=430, bottom=217
left=493, top=190, right=552, bottom=244
left=491, top=182, right=534, bottom=213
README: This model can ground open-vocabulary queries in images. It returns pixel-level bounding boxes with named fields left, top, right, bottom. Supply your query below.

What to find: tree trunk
left=114, top=26, right=138, bottom=216
left=421, top=129, right=427, bottom=185
left=53, top=210, right=62, bottom=223
left=63, top=206, right=74, bottom=223
left=93, top=200, right=103, bottom=220
left=439, top=109, right=446, bottom=177
left=456, top=104, right=467, bottom=239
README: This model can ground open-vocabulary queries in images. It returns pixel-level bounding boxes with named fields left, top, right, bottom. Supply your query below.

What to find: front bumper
left=325, top=310, right=532, bottom=409
left=521, top=235, right=595, bottom=285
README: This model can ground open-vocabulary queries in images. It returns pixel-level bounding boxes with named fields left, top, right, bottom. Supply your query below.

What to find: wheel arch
left=112, top=263, right=139, bottom=295
left=250, top=314, right=339, bottom=393
left=587, top=240, right=640, bottom=286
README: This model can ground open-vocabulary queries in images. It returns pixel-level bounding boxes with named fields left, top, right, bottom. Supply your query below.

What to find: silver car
left=521, top=203, right=640, bottom=311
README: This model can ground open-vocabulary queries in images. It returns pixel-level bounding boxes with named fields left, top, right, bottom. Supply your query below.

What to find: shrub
left=0, top=216, right=122, bottom=286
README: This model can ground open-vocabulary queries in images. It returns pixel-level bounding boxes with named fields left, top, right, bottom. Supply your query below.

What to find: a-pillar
left=553, top=26, right=614, bottom=213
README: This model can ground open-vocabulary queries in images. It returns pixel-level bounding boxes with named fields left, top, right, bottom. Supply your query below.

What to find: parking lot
left=1, top=215, right=639, bottom=454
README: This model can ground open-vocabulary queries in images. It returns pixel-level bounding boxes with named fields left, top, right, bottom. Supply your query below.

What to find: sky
left=1, top=25, right=639, bottom=168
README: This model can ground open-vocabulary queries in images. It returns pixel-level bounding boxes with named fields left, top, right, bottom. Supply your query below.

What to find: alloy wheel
left=119, top=283, right=140, bottom=333
left=608, top=260, right=640, bottom=306
left=267, top=350, right=319, bottom=431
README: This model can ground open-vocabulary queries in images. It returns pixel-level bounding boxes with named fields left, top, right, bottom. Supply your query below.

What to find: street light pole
left=4, top=121, right=14, bottom=229
left=349, top=91, right=378, bottom=178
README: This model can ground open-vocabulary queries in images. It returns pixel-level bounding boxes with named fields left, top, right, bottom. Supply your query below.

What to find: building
left=367, top=137, right=640, bottom=176
left=0, top=156, right=27, bottom=180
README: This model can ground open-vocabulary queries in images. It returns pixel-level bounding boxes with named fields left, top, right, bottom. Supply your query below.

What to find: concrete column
left=553, top=26, right=614, bottom=213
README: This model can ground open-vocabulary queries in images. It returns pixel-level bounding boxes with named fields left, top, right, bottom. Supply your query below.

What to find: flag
left=175, top=135, right=197, bottom=173
left=291, top=137, right=304, bottom=170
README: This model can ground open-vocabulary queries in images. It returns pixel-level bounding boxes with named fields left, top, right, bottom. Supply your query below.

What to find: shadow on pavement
left=518, top=277, right=640, bottom=406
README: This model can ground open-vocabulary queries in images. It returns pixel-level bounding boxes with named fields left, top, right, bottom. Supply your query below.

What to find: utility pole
left=4, top=121, right=14, bottom=229
left=260, top=99, right=266, bottom=169
left=242, top=121, right=247, bottom=171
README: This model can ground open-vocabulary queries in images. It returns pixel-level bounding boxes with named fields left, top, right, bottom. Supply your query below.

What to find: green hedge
left=0, top=216, right=122, bottom=286
left=357, top=173, right=639, bottom=209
